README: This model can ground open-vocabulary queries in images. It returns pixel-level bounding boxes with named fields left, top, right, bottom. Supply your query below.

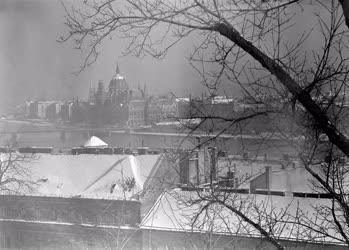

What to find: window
left=38, top=207, right=56, bottom=221
left=4, top=236, right=11, bottom=248
left=69, top=209, right=79, bottom=223
left=21, top=207, right=36, bottom=220
left=0, top=233, right=12, bottom=249
left=96, top=212, right=110, bottom=225
left=5, top=207, right=20, bottom=219
left=0, top=207, right=6, bottom=217
left=56, top=208, right=69, bottom=222
left=82, top=210, right=96, bottom=224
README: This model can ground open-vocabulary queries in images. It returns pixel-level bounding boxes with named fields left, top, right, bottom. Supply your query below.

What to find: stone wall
left=142, top=229, right=347, bottom=250
left=0, top=195, right=141, bottom=249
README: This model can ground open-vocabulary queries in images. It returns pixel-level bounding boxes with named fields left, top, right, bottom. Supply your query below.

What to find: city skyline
left=0, top=0, right=229, bottom=115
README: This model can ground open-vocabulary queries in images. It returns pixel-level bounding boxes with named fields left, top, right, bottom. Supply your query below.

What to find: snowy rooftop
left=2, top=153, right=163, bottom=200
left=141, top=188, right=343, bottom=245
left=83, top=136, right=108, bottom=148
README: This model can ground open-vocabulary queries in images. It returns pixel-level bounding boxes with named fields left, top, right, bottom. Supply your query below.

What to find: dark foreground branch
left=213, top=21, right=349, bottom=157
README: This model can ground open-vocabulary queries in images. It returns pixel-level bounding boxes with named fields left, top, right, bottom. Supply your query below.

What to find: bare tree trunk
left=213, top=21, right=349, bottom=157
left=339, top=0, right=349, bottom=29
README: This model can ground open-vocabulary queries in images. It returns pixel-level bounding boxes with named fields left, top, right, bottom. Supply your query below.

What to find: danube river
left=0, top=119, right=296, bottom=157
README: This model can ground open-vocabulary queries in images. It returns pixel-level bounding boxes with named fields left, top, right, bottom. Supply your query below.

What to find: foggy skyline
left=0, top=0, right=208, bottom=115
left=0, top=0, right=327, bottom=115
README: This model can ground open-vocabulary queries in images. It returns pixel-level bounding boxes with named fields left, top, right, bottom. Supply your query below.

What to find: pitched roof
left=8, top=153, right=163, bottom=200
left=141, top=188, right=343, bottom=245
left=83, top=136, right=108, bottom=148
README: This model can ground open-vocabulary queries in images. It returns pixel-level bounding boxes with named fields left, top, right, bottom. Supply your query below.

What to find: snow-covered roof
left=211, top=96, right=235, bottom=104
left=175, top=97, right=190, bottom=103
left=8, top=153, right=163, bottom=200
left=216, top=157, right=314, bottom=193
left=141, top=189, right=343, bottom=245
left=84, top=136, right=108, bottom=148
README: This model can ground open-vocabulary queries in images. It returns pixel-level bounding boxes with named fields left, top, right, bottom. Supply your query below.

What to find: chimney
left=285, top=169, right=292, bottom=196
left=226, top=170, right=235, bottom=188
left=179, top=151, right=190, bottom=185
left=209, top=147, right=217, bottom=184
left=203, top=147, right=211, bottom=183
left=265, top=166, right=272, bottom=190
left=189, top=150, right=199, bottom=185
left=250, top=166, right=272, bottom=192
left=198, top=148, right=205, bottom=184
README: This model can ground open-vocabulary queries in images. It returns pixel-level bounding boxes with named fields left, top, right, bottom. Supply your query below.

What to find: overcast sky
left=0, top=0, right=207, bottom=114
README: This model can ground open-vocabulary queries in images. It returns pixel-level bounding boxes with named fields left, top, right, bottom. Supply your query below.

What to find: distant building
left=88, top=83, right=96, bottom=104
left=147, top=96, right=178, bottom=125
left=108, top=64, right=129, bottom=106
left=88, top=64, right=129, bottom=107
left=176, top=95, right=235, bottom=119
left=85, top=64, right=130, bottom=125
left=45, top=102, right=64, bottom=121
left=128, top=99, right=147, bottom=127
left=24, top=101, right=31, bottom=117
left=26, top=101, right=38, bottom=118
left=45, top=102, right=57, bottom=120
left=37, top=102, right=49, bottom=119
left=127, top=95, right=179, bottom=128
left=26, top=101, right=60, bottom=120
left=95, top=80, right=107, bottom=105
left=60, top=101, right=74, bottom=121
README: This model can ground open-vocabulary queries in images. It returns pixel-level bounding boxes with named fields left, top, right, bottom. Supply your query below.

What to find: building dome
left=108, top=63, right=129, bottom=105
left=109, top=64, right=128, bottom=90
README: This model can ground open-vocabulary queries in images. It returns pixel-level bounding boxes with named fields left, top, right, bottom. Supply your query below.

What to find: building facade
left=88, top=65, right=129, bottom=107
left=0, top=150, right=168, bottom=249
left=147, top=97, right=178, bottom=125
left=128, top=99, right=147, bottom=127
left=0, top=195, right=141, bottom=249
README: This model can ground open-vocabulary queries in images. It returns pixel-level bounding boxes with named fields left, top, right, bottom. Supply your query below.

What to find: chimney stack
left=189, top=150, right=199, bottom=185
left=179, top=151, right=190, bottom=185
left=265, top=166, right=272, bottom=190
left=250, top=166, right=272, bottom=192
left=207, top=147, right=218, bottom=185
left=226, top=169, right=235, bottom=188
left=198, top=149, right=205, bottom=184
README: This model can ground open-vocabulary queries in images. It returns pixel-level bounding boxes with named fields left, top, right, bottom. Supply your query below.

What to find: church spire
left=116, top=63, right=120, bottom=75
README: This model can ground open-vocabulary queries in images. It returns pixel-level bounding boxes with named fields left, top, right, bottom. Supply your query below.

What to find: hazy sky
left=0, top=0, right=206, bottom=114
